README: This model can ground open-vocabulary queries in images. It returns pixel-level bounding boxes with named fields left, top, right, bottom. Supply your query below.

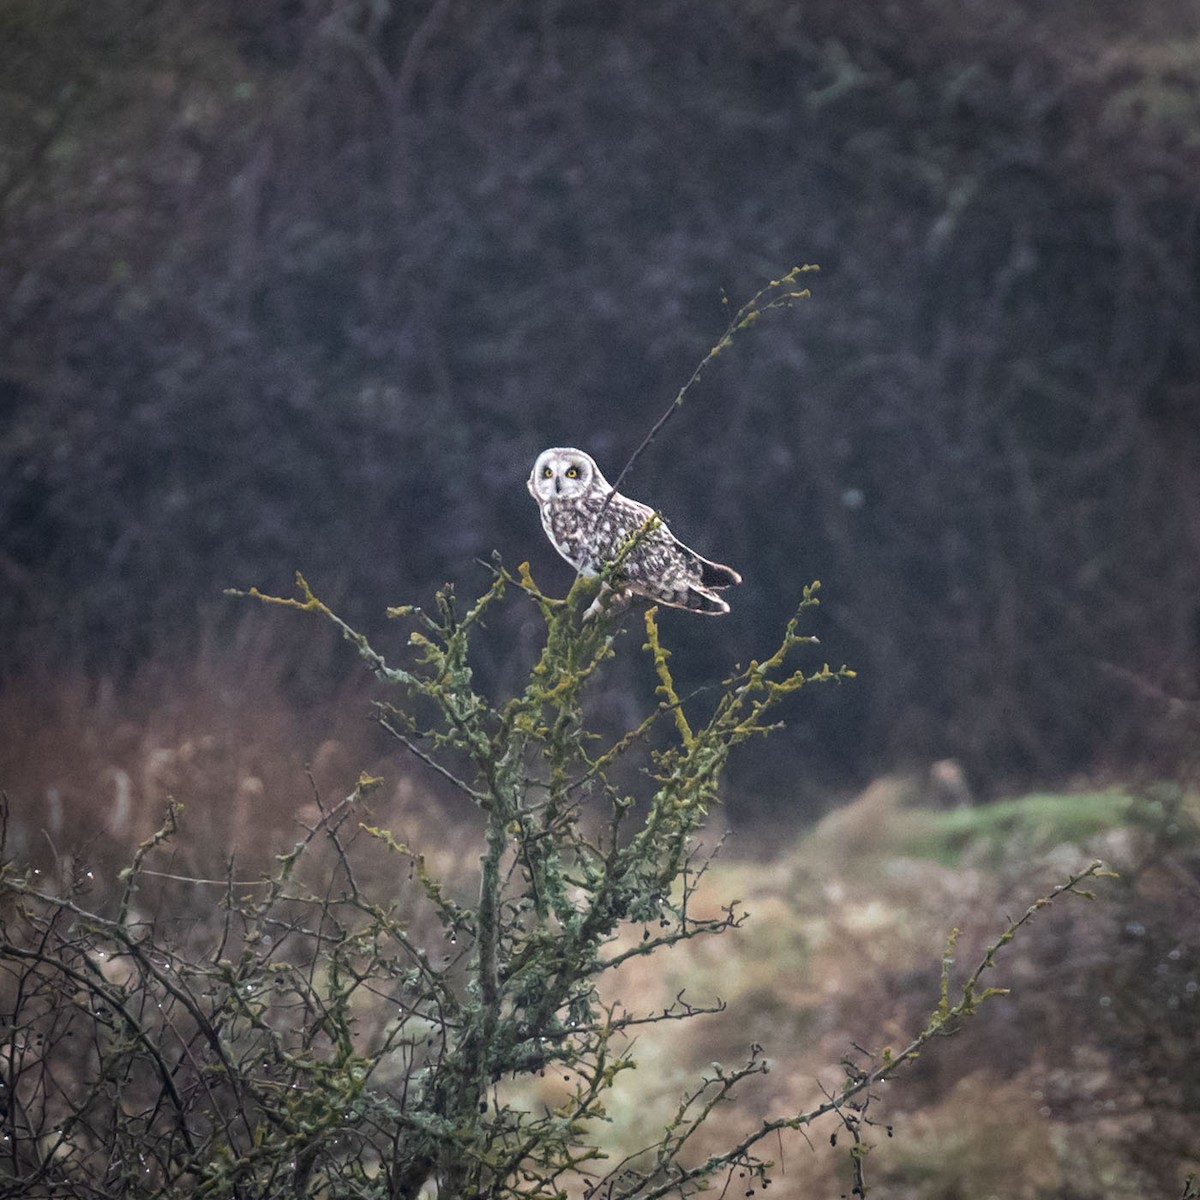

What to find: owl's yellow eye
left=565, top=466, right=580, bottom=479
left=542, top=466, right=553, bottom=479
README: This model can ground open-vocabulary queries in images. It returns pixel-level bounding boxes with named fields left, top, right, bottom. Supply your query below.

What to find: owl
left=527, top=447, right=741, bottom=615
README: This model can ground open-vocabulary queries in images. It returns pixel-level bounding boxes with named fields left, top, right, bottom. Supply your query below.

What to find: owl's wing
left=581, top=492, right=657, bottom=561
left=581, top=491, right=741, bottom=615
left=630, top=521, right=742, bottom=615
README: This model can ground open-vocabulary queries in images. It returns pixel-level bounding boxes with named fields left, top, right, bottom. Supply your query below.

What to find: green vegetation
left=924, top=791, right=1133, bottom=862
left=875, top=790, right=1137, bottom=868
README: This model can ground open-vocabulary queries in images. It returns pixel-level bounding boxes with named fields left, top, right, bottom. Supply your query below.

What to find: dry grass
left=0, top=618, right=479, bottom=906
left=555, top=779, right=1200, bottom=1198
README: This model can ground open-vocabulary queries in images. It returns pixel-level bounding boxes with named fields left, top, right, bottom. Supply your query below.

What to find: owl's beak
left=553, top=477, right=562, bottom=495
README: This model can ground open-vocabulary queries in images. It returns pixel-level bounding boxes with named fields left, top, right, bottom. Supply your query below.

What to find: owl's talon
left=582, top=585, right=631, bottom=623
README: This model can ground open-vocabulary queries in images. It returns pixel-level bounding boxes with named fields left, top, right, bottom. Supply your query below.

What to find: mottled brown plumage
left=527, top=447, right=741, bottom=614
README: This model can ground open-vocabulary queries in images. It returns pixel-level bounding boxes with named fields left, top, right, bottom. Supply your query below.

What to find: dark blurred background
left=3, top=0, right=1199, bottom=815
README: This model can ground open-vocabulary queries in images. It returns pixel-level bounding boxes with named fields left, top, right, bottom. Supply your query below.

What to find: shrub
left=0, top=566, right=1110, bottom=1198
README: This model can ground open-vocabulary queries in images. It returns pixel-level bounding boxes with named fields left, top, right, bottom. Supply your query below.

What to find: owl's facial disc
left=529, top=447, right=601, bottom=501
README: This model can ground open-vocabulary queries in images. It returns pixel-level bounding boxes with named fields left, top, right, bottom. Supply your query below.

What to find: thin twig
left=601, top=267, right=816, bottom=513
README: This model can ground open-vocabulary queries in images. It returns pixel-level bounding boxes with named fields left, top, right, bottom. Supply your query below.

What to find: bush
left=0, top=568, right=1108, bottom=1198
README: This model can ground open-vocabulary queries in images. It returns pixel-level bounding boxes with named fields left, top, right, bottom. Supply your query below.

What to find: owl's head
left=527, top=447, right=610, bottom=502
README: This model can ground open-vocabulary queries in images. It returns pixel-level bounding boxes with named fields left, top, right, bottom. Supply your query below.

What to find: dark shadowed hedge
left=2, top=0, right=1199, bottom=808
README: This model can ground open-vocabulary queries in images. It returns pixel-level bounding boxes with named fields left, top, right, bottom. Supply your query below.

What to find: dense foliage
left=3, top=0, right=1199, bottom=801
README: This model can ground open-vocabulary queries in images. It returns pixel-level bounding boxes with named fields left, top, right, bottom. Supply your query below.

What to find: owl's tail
left=680, top=585, right=732, bottom=615
left=696, top=556, right=742, bottom=590
left=669, top=553, right=741, bottom=615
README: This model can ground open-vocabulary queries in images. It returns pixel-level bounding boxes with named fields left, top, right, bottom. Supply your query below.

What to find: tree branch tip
left=356, top=772, right=385, bottom=796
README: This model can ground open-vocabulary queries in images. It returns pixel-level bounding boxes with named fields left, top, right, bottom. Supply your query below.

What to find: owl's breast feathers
left=541, top=492, right=642, bottom=572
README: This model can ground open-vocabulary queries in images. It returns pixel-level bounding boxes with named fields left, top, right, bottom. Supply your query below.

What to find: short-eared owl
left=527, top=447, right=741, bottom=615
